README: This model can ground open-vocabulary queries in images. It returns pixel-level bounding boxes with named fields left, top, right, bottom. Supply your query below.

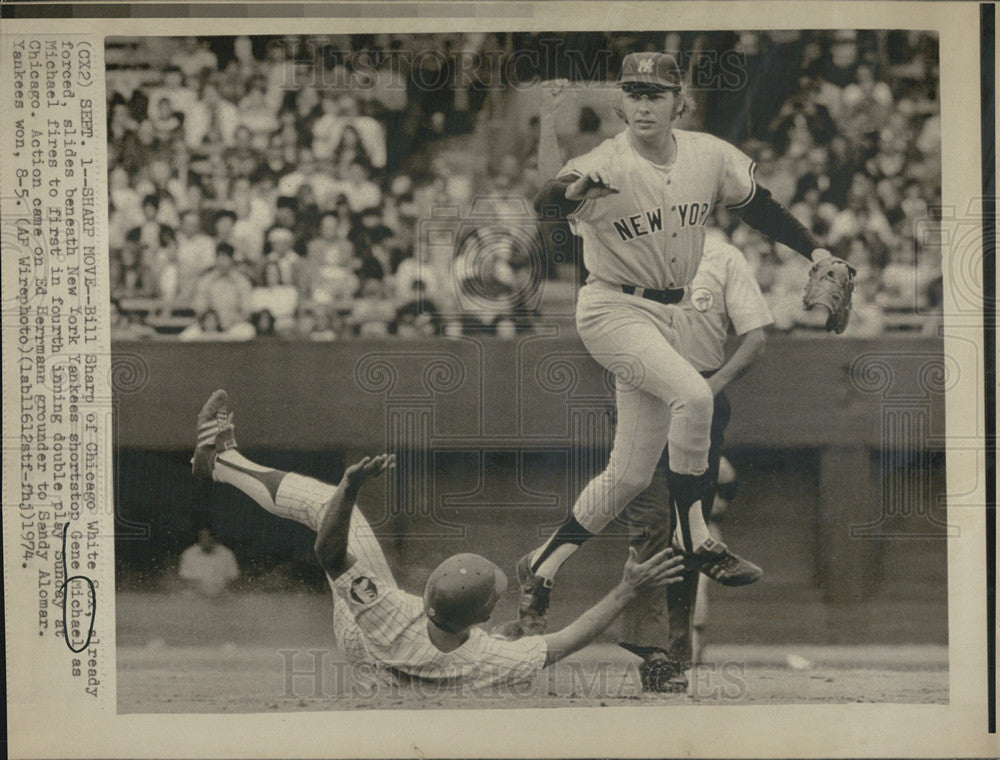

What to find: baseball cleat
left=687, top=537, right=762, bottom=586
left=191, top=389, right=237, bottom=479
left=619, top=643, right=688, bottom=694
left=515, top=551, right=552, bottom=635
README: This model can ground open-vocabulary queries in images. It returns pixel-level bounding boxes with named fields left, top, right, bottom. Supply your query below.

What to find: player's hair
left=614, top=83, right=695, bottom=125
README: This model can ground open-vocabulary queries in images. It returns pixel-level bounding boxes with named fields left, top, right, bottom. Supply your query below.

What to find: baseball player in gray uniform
left=191, top=390, right=685, bottom=691
left=518, top=51, right=836, bottom=639
left=615, top=231, right=771, bottom=692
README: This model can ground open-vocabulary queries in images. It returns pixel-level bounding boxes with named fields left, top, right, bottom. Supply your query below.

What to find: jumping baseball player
left=503, top=229, right=771, bottom=696
left=191, top=390, right=685, bottom=691
left=517, top=52, right=853, bottom=638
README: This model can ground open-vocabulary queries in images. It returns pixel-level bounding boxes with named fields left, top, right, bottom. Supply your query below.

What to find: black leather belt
left=621, top=284, right=686, bottom=305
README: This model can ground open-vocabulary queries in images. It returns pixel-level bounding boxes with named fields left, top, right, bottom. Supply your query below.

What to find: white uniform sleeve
left=714, top=138, right=758, bottom=210
left=475, top=634, right=548, bottom=686
left=331, top=563, right=411, bottom=649
left=723, top=249, right=773, bottom=334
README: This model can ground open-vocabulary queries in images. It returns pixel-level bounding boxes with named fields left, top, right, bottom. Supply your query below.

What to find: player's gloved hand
left=803, top=250, right=856, bottom=334
left=565, top=169, right=620, bottom=201
left=618, top=642, right=688, bottom=693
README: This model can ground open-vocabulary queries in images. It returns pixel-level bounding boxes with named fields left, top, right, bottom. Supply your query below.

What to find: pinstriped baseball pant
left=572, top=281, right=713, bottom=534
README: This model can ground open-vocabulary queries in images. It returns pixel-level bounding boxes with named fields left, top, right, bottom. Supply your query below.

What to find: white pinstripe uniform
left=561, top=128, right=758, bottom=534
left=278, top=474, right=547, bottom=688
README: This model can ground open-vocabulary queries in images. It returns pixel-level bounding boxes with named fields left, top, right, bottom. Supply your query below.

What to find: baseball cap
left=423, top=553, right=508, bottom=632
left=619, top=52, right=682, bottom=90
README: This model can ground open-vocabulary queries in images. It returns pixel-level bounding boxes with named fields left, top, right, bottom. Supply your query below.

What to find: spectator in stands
left=132, top=194, right=172, bottom=255
left=231, top=193, right=266, bottom=268
left=264, top=227, right=302, bottom=286
left=183, top=244, right=256, bottom=341
left=109, top=166, right=143, bottom=236
left=394, top=295, right=441, bottom=339
left=274, top=108, right=306, bottom=156
left=840, top=64, right=893, bottom=138
left=311, top=93, right=348, bottom=161
left=278, top=148, right=342, bottom=210
left=178, top=528, right=240, bottom=597
left=224, top=125, right=264, bottom=180
left=109, top=300, right=158, bottom=341
left=332, top=124, right=376, bottom=176
left=147, top=67, right=197, bottom=122
left=394, top=242, right=442, bottom=307
left=293, top=304, right=341, bottom=341
left=265, top=196, right=302, bottom=251
left=170, top=37, right=219, bottom=81
left=251, top=259, right=299, bottom=334
left=303, top=213, right=358, bottom=311
left=152, top=226, right=181, bottom=313
left=349, top=278, right=396, bottom=338
left=185, top=81, right=240, bottom=149
left=294, top=183, right=322, bottom=243
left=111, top=228, right=154, bottom=300
left=150, top=96, right=184, bottom=145
left=214, top=209, right=238, bottom=249
left=109, top=101, right=139, bottom=145
left=176, top=210, right=217, bottom=303
left=251, top=308, right=278, bottom=338
left=238, top=74, right=279, bottom=140
left=341, top=162, right=382, bottom=213
left=337, top=95, right=387, bottom=170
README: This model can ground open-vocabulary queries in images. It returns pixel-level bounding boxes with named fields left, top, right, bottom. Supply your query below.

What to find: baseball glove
left=803, top=255, right=856, bottom=334
left=618, top=642, right=688, bottom=693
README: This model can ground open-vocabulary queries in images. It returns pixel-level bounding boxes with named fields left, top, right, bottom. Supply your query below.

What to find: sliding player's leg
left=192, top=390, right=395, bottom=584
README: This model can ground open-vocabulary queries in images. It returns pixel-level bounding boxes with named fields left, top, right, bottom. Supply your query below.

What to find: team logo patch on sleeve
left=350, top=576, right=379, bottom=605
left=692, top=287, right=714, bottom=312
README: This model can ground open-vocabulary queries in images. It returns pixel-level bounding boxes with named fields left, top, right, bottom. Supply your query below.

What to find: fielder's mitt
left=803, top=255, right=856, bottom=334
left=618, top=642, right=687, bottom=693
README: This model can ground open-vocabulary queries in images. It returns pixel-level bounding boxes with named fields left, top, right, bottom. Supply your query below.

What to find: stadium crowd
left=105, top=31, right=942, bottom=342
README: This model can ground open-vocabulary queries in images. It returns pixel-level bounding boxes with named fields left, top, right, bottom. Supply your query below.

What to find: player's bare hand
left=621, top=546, right=686, bottom=593
left=342, top=453, right=395, bottom=493
left=566, top=170, right=619, bottom=201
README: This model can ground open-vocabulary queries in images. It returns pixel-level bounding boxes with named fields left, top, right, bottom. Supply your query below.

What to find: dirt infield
left=117, top=643, right=947, bottom=712
left=115, top=591, right=947, bottom=711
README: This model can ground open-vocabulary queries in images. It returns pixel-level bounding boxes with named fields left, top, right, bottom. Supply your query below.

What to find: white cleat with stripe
left=191, top=389, right=236, bottom=478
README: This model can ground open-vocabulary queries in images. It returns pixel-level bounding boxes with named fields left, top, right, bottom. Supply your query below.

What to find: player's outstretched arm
left=706, top=327, right=766, bottom=397
left=540, top=547, right=685, bottom=667
left=734, top=185, right=829, bottom=263
left=314, top=454, right=395, bottom=580
left=533, top=170, right=619, bottom=218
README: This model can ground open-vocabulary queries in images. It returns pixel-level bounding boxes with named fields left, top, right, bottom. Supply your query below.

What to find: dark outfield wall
left=112, top=336, right=949, bottom=644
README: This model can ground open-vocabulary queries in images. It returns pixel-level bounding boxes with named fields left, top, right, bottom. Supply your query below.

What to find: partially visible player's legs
left=530, top=381, right=672, bottom=581
left=192, top=390, right=395, bottom=584
left=659, top=390, right=733, bottom=668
